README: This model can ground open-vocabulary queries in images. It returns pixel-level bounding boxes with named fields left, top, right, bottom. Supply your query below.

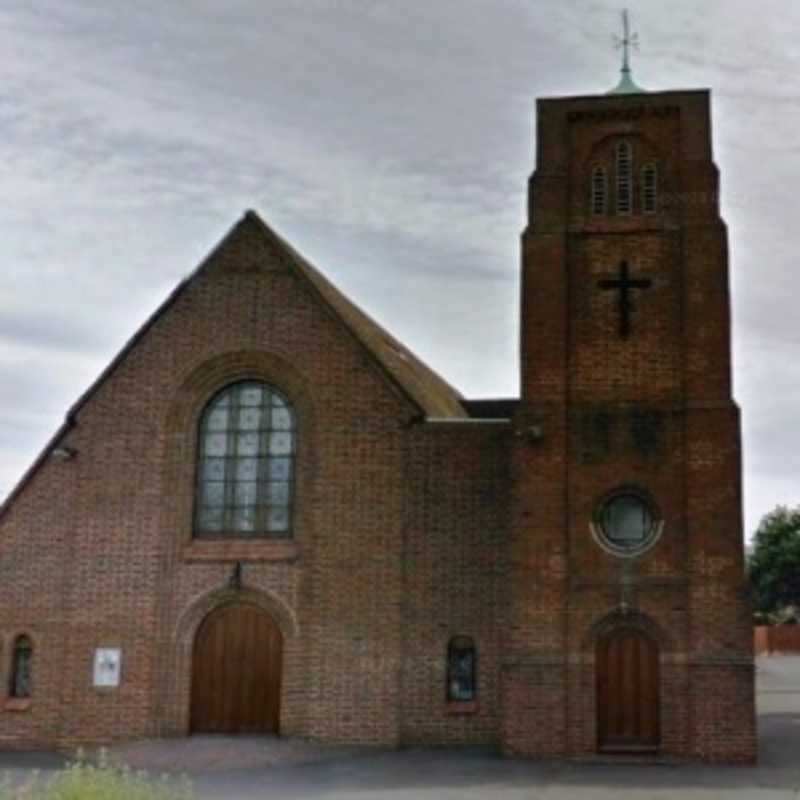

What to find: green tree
left=748, top=505, right=800, bottom=618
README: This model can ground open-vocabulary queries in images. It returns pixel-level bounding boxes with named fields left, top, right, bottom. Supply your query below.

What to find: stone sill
left=182, top=538, right=299, bottom=563
left=3, top=698, right=31, bottom=712
left=445, top=700, right=478, bottom=715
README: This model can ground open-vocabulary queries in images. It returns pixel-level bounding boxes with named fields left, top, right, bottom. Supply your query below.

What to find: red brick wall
left=399, top=422, right=510, bottom=745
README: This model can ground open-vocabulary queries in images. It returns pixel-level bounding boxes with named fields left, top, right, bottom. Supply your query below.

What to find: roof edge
left=538, top=88, right=710, bottom=105
left=1, top=210, right=469, bottom=518
left=244, top=211, right=466, bottom=419
left=0, top=215, right=248, bottom=520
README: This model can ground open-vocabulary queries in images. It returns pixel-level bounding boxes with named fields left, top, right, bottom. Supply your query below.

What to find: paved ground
left=100, top=734, right=370, bottom=773
left=0, top=656, right=798, bottom=799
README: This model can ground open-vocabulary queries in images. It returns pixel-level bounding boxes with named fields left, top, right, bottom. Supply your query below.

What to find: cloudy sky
left=0, top=0, right=796, bottom=537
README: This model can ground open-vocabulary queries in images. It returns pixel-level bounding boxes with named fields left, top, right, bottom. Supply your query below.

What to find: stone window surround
left=589, top=484, right=664, bottom=558
left=162, top=350, right=315, bottom=564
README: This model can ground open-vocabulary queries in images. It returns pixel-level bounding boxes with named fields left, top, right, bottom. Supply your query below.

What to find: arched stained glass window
left=9, top=635, right=32, bottom=699
left=447, top=637, right=476, bottom=702
left=641, top=163, right=658, bottom=214
left=616, top=141, right=633, bottom=215
left=591, top=166, right=608, bottom=215
left=195, top=381, right=295, bottom=538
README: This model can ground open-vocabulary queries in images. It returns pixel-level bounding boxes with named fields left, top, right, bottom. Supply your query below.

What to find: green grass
left=0, top=750, right=194, bottom=800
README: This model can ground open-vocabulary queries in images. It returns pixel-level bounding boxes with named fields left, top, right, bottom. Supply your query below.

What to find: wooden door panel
left=191, top=604, right=282, bottom=733
left=597, top=628, right=659, bottom=751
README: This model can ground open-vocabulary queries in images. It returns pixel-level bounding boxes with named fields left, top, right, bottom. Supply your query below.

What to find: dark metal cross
left=598, top=260, right=652, bottom=339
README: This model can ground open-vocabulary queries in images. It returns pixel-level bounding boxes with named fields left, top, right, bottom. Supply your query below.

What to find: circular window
left=592, top=489, right=662, bottom=556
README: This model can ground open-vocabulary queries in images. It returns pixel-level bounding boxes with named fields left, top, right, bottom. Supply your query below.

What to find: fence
left=754, top=625, right=800, bottom=654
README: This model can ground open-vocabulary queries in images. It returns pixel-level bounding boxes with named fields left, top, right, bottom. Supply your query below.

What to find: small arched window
left=616, top=141, right=633, bottom=215
left=195, top=381, right=295, bottom=538
left=641, top=163, right=658, bottom=214
left=447, top=637, right=476, bottom=702
left=9, top=635, right=32, bottom=699
left=591, top=166, right=608, bottom=215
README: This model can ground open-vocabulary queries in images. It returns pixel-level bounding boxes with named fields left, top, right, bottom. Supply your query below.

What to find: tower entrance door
left=596, top=628, right=660, bottom=752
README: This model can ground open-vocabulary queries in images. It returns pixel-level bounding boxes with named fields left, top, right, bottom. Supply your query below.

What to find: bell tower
left=502, top=67, right=757, bottom=759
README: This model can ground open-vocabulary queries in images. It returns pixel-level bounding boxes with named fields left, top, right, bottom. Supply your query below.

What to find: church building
left=0, top=66, right=757, bottom=760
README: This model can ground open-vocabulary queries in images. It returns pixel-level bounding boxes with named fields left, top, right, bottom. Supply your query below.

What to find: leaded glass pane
left=239, top=386, right=263, bottom=406
left=235, top=458, right=258, bottom=481
left=195, top=381, right=295, bottom=538
left=269, top=432, right=293, bottom=455
left=204, top=433, right=228, bottom=456
left=269, top=458, right=291, bottom=481
left=236, top=432, right=259, bottom=456
left=232, top=507, right=256, bottom=532
left=239, top=407, right=262, bottom=430
left=235, top=482, right=258, bottom=506
left=198, top=507, right=224, bottom=531
left=271, top=406, right=292, bottom=430
left=266, top=482, right=289, bottom=506
left=202, top=459, right=226, bottom=481
left=267, top=506, right=290, bottom=532
left=202, top=482, right=225, bottom=507
left=206, top=408, right=230, bottom=431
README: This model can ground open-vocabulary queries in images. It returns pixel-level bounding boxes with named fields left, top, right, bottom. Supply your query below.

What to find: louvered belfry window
left=642, top=163, right=658, bottom=214
left=195, top=381, right=295, bottom=538
left=616, top=141, right=633, bottom=214
left=591, top=166, right=608, bottom=215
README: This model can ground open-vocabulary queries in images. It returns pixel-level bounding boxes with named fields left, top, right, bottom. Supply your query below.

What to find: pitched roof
left=1, top=211, right=466, bottom=518
left=250, top=213, right=466, bottom=420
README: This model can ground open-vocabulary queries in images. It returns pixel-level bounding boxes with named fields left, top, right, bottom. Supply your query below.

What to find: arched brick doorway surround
left=157, top=586, right=299, bottom=737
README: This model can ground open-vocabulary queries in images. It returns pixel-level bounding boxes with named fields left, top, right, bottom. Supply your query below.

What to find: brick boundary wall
left=755, top=626, right=800, bottom=655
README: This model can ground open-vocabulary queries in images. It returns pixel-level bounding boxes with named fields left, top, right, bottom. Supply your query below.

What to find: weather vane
left=608, top=9, right=645, bottom=95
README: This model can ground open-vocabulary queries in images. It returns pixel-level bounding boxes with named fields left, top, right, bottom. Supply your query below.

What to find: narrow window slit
left=9, top=636, right=32, bottom=699
left=447, top=637, right=476, bottom=702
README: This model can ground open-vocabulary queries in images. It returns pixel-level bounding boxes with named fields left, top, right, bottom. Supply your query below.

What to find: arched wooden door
left=596, top=628, right=660, bottom=752
left=191, top=604, right=283, bottom=733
